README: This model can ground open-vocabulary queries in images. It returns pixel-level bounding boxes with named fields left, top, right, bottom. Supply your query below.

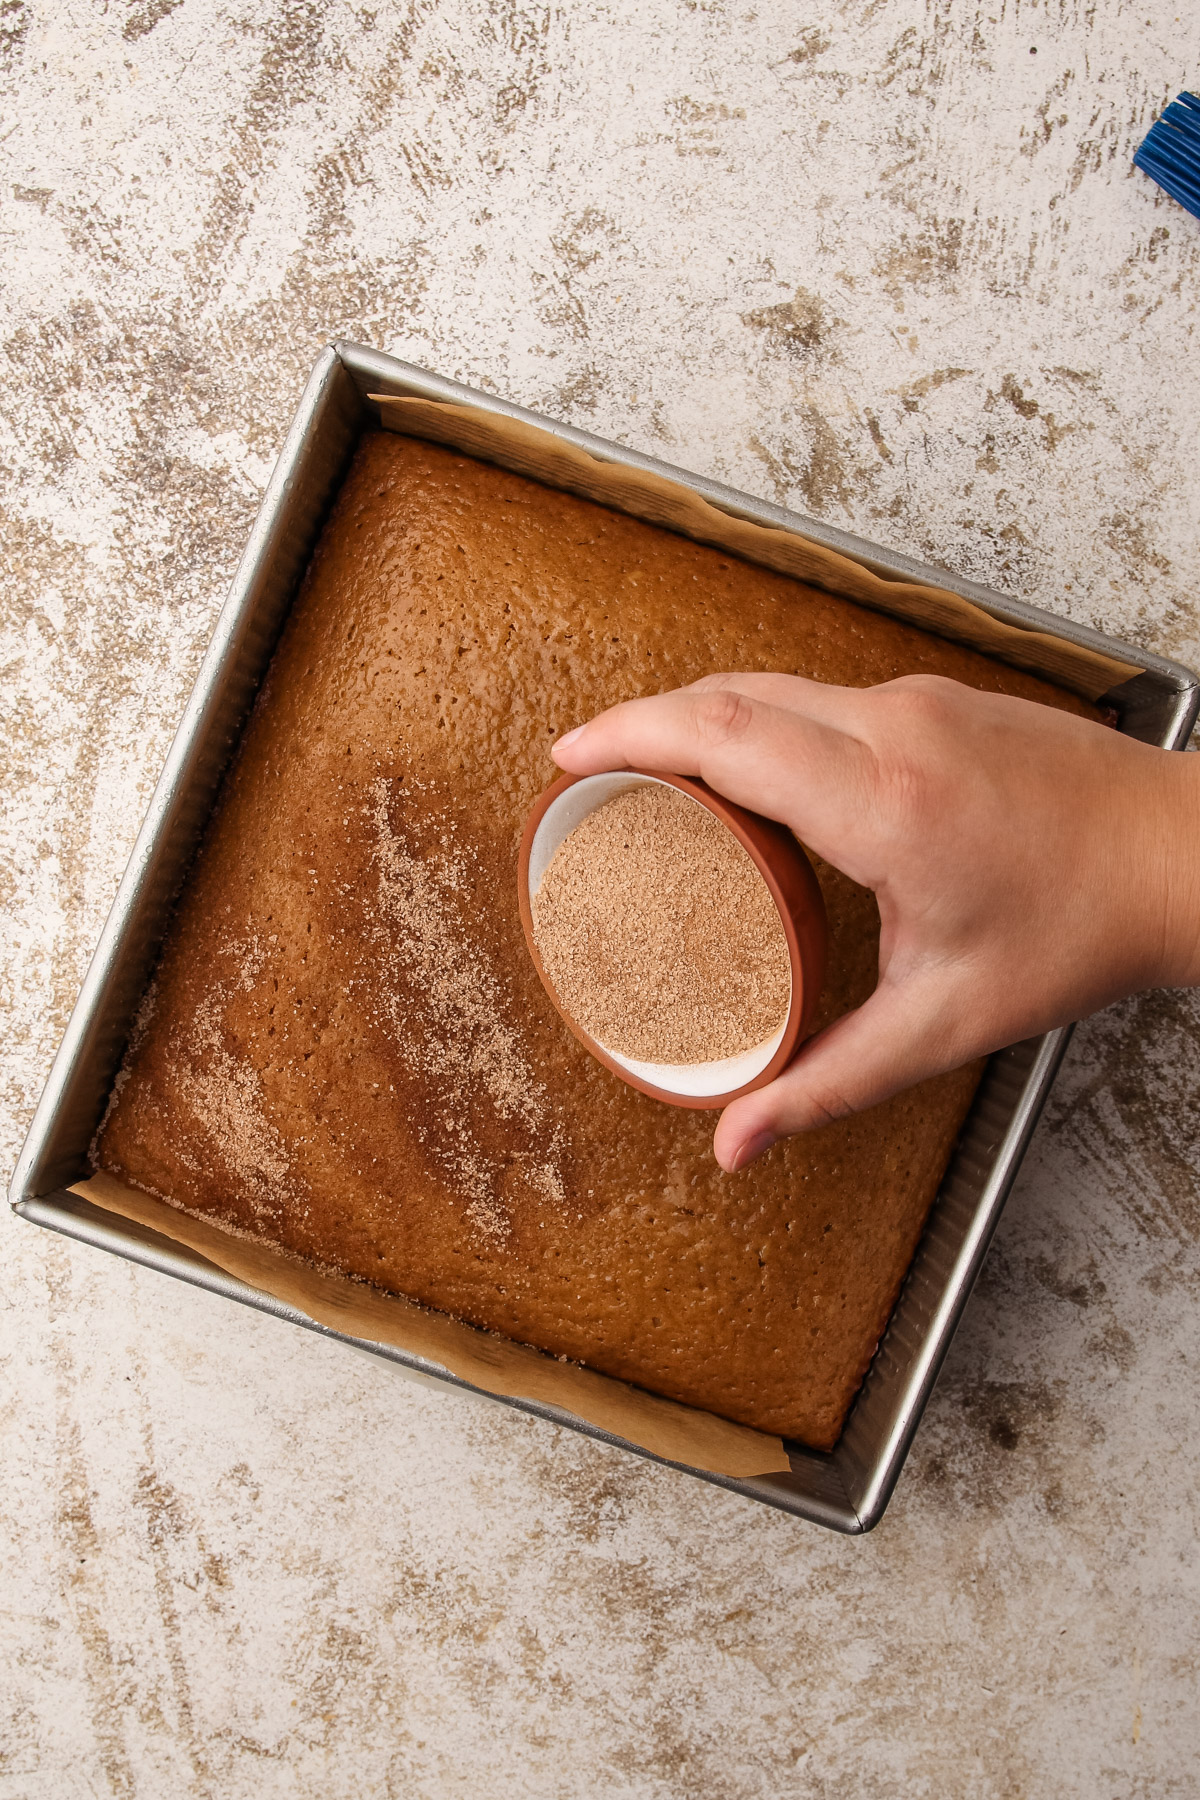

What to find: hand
left=551, top=673, right=1200, bottom=1172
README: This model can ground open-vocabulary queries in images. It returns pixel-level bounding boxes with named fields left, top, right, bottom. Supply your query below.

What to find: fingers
left=712, top=974, right=972, bottom=1172
left=552, top=687, right=874, bottom=846
left=685, top=670, right=867, bottom=726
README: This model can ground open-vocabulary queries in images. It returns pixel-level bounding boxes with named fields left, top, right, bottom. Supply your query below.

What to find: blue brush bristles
left=1134, top=90, right=1200, bottom=221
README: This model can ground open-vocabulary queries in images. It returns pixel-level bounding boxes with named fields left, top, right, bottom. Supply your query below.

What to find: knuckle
left=691, top=687, right=755, bottom=747
left=797, top=1081, right=856, bottom=1131
left=880, top=672, right=960, bottom=723
left=869, top=676, right=962, bottom=820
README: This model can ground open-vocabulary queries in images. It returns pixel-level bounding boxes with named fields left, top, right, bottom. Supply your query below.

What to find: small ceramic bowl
left=517, top=769, right=828, bottom=1109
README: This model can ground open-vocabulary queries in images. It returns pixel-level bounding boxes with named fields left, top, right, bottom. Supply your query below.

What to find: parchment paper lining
left=370, top=394, right=1140, bottom=703
left=71, top=1173, right=792, bottom=1478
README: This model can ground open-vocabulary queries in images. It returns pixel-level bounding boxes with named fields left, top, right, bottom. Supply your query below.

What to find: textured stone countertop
left=3, top=3, right=1199, bottom=1795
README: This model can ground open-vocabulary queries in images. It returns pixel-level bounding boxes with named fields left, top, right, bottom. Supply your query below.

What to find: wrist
left=1149, top=751, right=1200, bottom=989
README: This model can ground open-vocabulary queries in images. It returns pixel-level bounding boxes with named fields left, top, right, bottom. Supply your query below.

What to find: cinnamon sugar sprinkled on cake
left=532, top=784, right=790, bottom=1064
left=166, top=936, right=297, bottom=1221
left=366, top=778, right=565, bottom=1240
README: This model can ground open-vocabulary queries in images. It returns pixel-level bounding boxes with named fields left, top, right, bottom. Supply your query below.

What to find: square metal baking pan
left=11, top=342, right=1199, bottom=1534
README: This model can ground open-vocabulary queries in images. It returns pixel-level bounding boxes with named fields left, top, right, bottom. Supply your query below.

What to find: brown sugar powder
left=531, top=783, right=791, bottom=1064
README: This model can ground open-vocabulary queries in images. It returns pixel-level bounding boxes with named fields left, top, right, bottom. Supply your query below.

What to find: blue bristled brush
left=1134, top=90, right=1200, bottom=221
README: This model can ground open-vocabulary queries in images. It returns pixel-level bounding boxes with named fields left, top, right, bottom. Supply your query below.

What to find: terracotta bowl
left=517, top=769, right=828, bottom=1109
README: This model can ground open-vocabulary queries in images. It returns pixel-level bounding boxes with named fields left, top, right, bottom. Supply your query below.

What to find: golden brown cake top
left=96, top=431, right=1096, bottom=1448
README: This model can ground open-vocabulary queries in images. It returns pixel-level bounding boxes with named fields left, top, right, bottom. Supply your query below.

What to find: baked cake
left=95, top=431, right=1097, bottom=1448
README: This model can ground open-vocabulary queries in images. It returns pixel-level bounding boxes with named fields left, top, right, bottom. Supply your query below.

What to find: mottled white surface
left=3, top=2, right=1200, bottom=1795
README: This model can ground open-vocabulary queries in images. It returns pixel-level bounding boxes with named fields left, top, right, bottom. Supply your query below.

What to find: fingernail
left=730, top=1130, right=776, bottom=1173
left=552, top=724, right=585, bottom=754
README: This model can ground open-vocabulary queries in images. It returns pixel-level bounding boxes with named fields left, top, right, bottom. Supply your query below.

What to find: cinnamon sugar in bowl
left=517, top=771, right=827, bottom=1108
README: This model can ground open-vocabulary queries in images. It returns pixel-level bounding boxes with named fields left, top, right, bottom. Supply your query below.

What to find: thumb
left=713, top=972, right=971, bottom=1172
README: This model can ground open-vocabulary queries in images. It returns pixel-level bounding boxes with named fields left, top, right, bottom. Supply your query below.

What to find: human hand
left=551, top=673, right=1200, bottom=1172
